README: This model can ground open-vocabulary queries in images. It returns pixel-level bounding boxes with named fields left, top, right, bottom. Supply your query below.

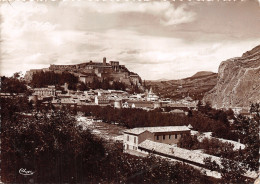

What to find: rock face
left=203, top=45, right=260, bottom=109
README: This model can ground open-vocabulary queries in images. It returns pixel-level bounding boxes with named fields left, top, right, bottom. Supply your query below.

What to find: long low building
left=123, top=126, right=257, bottom=180
left=139, top=140, right=221, bottom=167
left=123, top=126, right=191, bottom=153
left=137, top=140, right=257, bottom=180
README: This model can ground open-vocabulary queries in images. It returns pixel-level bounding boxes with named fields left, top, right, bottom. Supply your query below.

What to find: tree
left=203, top=103, right=260, bottom=183
left=203, top=157, right=220, bottom=172
left=178, top=134, right=199, bottom=149
left=243, top=103, right=260, bottom=171
left=232, top=104, right=260, bottom=171
left=1, top=109, right=105, bottom=183
left=204, top=155, right=247, bottom=183
left=30, top=71, right=78, bottom=88
left=220, top=157, right=247, bottom=183
left=1, top=73, right=27, bottom=94
left=197, top=100, right=203, bottom=111
left=188, top=109, right=193, bottom=117
left=250, top=103, right=260, bottom=115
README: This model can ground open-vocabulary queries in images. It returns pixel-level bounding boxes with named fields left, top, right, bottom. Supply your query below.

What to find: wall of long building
left=123, top=130, right=190, bottom=153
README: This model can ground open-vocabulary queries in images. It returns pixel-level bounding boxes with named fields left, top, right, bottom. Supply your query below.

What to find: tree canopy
left=1, top=98, right=216, bottom=183
left=1, top=72, right=28, bottom=93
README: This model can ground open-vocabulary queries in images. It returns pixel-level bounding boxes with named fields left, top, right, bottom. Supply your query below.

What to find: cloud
left=160, top=4, right=196, bottom=26
left=1, top=2, right=103, bottom=69
left=60, top=1, right=196, bottom=26
left=119, top=49, right=141, bottom=55
left=1, top=1, right=260, bottom=81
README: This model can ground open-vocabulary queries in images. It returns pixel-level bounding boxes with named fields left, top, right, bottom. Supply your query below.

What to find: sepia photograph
left=0, top=0, right=260, bottom=183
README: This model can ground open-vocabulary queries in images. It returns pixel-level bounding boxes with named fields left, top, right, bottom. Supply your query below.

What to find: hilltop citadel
left=24, top=57, right=142, bottom=87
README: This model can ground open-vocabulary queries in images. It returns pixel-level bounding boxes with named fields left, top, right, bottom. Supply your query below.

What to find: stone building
left=33, top=86, right=56, bottom=96
left=94, top=95, right=110, bottom=106
left=146, top=88, right=159, bottom=101
left=79, top=75, right=95, bottom=84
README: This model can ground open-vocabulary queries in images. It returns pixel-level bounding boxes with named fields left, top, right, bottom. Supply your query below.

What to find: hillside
left=24, top=57, right=143, bottom=91
left=191, top=71, right=215, bottom=78
left=203, top=45, right=260, bottom=109
left=146, top=71, right=218, bottom=100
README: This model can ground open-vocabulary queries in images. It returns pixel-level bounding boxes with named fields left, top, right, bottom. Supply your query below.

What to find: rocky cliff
left=203, top=45, right=260, bottom=109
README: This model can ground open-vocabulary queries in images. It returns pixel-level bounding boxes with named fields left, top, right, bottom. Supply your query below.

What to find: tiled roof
left=138, top=140, right=221, bottom=165
left=138, top=140, right=257, bottom=179
left=124, top=126, right=190, bottom=135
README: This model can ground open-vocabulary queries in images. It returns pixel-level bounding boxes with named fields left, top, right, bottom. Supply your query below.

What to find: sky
left=1, top=0, right=260, bottom=80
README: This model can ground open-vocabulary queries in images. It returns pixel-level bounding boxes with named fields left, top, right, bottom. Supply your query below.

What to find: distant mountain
left=149, top=78, right=170, bottom=82
left=203, top=45, right=260, bottom=109
left=146, top=72, right=217, bottom=100
left=191, top=71, right=215, bottom=78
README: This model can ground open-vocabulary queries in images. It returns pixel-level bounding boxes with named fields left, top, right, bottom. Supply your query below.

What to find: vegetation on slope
left=30, top=71, right=141, bottom=92
left=79, top=105, right=237, bottom=141
left=1, top=72, right=28, bottom=93
left=145, top=72, right=217, bottom=100
left=1, top=98, right=214, bottom=183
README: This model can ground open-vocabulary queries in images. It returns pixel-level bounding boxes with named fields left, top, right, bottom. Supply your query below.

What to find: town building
left=94, top=95, right=110, bottom=106
left=33, top=86, right=56, bottom=96
left=146, top=88, right=159, bottom=101
left=79, top=74, right=95, bottom=84
left=169, top=109, right=188, bottom=116
left=126, top=100, right=154, bottom=109
left=114, top=100, right=122, bottom=108
left=0, top=93, right=25, bottom=98
left=123, top=126, right=191, bottom=154
left=165, top=99, right=197, bottom=109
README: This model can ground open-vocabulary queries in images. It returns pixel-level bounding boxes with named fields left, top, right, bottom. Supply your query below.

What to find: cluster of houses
left=26, top=84, right=198, bottom=111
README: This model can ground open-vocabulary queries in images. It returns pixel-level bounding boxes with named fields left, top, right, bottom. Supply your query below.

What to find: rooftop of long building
left=124, top=126, right=190, bottom=135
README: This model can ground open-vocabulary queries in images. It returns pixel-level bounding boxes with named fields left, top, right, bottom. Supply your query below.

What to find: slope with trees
left=1, top=96, right=216, bottom=183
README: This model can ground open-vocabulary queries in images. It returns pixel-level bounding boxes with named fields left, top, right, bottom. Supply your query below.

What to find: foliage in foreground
left=1, top=110, right=105, bottom=183
left=179, top=134, right=239, bottom=159
left=1, top=106, right=214, bottom=183
left=203, top=104, right=260, bottom=183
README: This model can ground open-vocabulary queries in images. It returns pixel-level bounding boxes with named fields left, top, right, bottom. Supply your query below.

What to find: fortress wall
left=50, top=64, right=76, bottom=70
left=79, top=76, right=94, bottom=84
left=78, top=68, right=95, bottom=74
left=109, top=73, right=127, bottom=79
left=121, top=79, right=131, bottom=85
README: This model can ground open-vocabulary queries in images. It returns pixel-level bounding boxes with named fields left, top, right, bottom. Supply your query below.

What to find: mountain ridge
left=146, top=71, right=218, bottom=100
left=191, top=71, right=215, bottom=78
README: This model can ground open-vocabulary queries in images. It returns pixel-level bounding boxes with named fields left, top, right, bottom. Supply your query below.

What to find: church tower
left=103, top=57, right=106, bottom=66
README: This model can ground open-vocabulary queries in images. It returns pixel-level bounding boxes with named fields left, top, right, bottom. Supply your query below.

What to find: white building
left=146, top=88, right=159, bottom=101
left=94, top=95, right=110, bottom=106
left=33, top=86, right=56, bottom=96
left=123, top=126, right=190, bottom=154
